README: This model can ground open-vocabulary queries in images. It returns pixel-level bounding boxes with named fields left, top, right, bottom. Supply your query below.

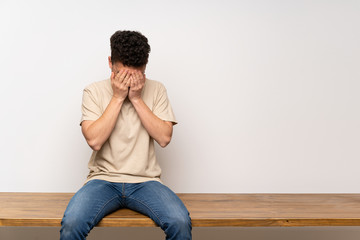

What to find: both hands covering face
left=110, top=68, right=146, bottom=102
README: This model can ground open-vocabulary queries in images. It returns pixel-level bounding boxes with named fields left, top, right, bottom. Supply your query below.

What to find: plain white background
left=0, top=0, right=359, bottom=239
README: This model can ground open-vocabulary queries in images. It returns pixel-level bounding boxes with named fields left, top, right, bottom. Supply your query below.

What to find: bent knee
left=60, top=215, right=91, bottom=239
left=166, top=213, right=192, bottom=230
left=163, top=214, right=192, bottom=239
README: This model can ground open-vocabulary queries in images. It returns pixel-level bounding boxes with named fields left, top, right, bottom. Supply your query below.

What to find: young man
left=60, top=30, right=192, bottom=240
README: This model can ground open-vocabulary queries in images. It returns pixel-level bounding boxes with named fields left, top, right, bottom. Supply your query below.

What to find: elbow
left=159, top=135, right=171, bottom=148
left=159, top=141, right=169, bottom=148
left=90, top=144, right=102, bottom=151
left=87, top=139, right=102, bottom=151
left=81, top=122, right=102, bottom=151
left=158, top=124, right=173, bottom=148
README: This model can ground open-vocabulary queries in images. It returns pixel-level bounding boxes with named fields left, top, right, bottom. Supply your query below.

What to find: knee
left=60, top=215, right=91, bottom=240
left=164, top=213, right=192, bottom=238
left=174, top=214, right=192, bottom=231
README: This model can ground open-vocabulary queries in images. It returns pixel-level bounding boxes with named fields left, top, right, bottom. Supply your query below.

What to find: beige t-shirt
left=80, top=78, right=177, bottom=184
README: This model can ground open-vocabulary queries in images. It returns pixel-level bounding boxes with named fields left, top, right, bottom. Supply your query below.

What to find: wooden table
left=1, top=193, right=360, bottom=227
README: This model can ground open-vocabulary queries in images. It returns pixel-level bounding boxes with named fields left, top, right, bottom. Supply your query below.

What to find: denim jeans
left=60, top=179, right=192, bottom=240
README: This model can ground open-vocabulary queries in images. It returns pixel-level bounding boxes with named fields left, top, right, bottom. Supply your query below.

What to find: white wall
left=1, top=0, right=359, bottom=239
left=1, top=0, right=359, bottom=192
left=1, top=0, right=359, bottom=194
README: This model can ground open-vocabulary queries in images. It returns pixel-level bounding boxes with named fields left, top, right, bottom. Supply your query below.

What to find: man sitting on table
left=60, top=30, right=192, bottom=240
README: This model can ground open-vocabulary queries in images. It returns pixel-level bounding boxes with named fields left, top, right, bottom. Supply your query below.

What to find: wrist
left=129, top=96, right=143, bottom=105
left=111, top=96, right=125, bottom=105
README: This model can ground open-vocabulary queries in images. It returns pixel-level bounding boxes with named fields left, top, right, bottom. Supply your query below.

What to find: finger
left=119, top=69, right=129, bottom=83
left=136, top=72, right=142, bottom=85
left=125, top=74, right=133, bottom=87
left=118, top=70, right=128, bottom=85
left=110, top=71, right=115, bottom=81
left=114, top=69, right=123, bottom=82
left=123, top=70, right=132, bottom=84
left=129, top=74, right=136, bottom=88
left=130, top=76, right=136, bottom=88
left=125, top=76, right=132, bottom=88
left=129, top=71, right=135, bottom=83
left=121, top=75, right=128, bottom=86
left=133, top=70, right=139, bottom=80
left=135, top=79, right=141, bottom=89
left=137, top=71, right=145, bottom=84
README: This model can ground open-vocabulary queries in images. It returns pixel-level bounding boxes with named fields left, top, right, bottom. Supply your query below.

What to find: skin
left=81, top=56, right=173, bottom=151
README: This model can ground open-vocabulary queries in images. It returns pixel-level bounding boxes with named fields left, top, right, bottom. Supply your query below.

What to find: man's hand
left=128, top=70, right=146, bottom=102
left=111, top=69, right=131, bottom=100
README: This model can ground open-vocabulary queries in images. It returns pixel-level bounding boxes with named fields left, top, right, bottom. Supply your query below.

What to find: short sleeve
left=153, top=84, right=178, bottom=125
left=80, top=87, right=102, bottom=125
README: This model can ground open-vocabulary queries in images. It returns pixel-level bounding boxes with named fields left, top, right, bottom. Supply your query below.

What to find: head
left=108, top=30, right=150, bottom=74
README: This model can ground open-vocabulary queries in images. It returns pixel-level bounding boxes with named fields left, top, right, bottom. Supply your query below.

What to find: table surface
left=1, top=193, right=360, bottom=227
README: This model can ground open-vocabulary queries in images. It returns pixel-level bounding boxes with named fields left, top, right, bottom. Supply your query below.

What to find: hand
left=111, top=69, right=131, bottom=101
left=128, top=70, right=146, bottom=102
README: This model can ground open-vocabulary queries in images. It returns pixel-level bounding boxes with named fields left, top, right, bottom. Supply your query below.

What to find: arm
left=131, top=98, right=173, bottom=148
left=81, top=69, right=131, bottom=151
left=129, top=71, right=174, bottom=148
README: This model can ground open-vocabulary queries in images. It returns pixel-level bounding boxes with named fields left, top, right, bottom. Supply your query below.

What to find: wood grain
left=1, top=193, right=360, bottom=227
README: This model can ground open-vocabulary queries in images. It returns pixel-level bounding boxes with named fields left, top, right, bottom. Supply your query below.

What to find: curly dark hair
left=110, top=30, right=151, bottom=67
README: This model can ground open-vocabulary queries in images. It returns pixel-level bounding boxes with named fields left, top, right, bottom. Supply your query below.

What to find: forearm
left=131, top=98, right=173, bottom=147
left=82, top=97, right=124, bottom=151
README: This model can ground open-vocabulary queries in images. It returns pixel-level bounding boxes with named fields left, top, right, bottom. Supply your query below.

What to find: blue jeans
left=60, top=179, right=192, bottom=240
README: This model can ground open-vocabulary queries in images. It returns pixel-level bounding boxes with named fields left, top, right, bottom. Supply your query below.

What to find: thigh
left=125, top=181, right=191, bottom=228
left=62, top=179, right=122, bottom=227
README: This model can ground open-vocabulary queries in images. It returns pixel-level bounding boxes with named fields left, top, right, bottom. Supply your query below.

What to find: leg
left=125, top=181, right=192, bottom=240
left=60, top=179, right=122, bottom=240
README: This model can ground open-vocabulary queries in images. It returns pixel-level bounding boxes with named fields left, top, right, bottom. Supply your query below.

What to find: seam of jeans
left=126, top=196, right=164, bottom=227
left=90, top=195, right=119, bottom=226
left=108, top=181, right=122, bottom=198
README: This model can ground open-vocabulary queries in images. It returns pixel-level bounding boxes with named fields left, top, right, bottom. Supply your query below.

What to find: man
left=60, top=30, right=192, bottom=240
